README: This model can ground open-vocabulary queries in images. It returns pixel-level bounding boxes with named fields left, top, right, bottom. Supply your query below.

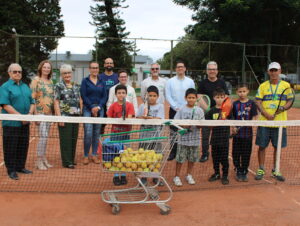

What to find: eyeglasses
left=12, top=70, right=22, bottom=74
left=151, top=68, right=159, bottom=71
left=90, top=67, right=99, bottom=69
left=207, top=68, right=217, bottom=71
left=62, top=71, right=72, bottom=75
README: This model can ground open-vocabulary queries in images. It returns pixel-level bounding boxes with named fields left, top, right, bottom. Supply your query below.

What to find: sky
left=58, top=0, right=195, bottom=61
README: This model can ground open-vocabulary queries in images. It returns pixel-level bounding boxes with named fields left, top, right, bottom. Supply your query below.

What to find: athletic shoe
left=241, top=174, right=249, bottom=182
left=221, top=176, right=229, bottom=185
left=235, top=172, right=243, bottom=182
left=92, top=156, right=100, bottom=164
left=120, top=175, right=128, bottom=185
left=173, top=176, right=183, bottom=186
left=208, top=173, right=220, bottom=182
left=186, top=174, right=196, bottom=185
left=271, top=170, right=285, bottom=182
left=113, top=176, right=121, bottom=186
left=83, top=157, right=89, bottom=165
left=199, top=154, right=208, bottom=163
left=255, top=168, right=265, bottom=180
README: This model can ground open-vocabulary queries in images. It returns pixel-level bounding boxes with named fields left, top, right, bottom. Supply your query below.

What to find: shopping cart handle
left=164, top=121, right=188, bottom=135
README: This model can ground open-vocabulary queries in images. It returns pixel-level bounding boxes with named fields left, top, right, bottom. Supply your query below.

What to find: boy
left=232, top=84, right=258, bottom=182
left=137, top=86, right=164, bottom=186
left=107, top=84, right=135, bottom=186
left=173, top=88, right=205, bottom=186
left=206, top=87, right=231, bottom=185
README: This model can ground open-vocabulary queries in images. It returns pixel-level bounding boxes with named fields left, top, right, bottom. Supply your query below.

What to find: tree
left=90, top=0, right=134, bottom=70
left=0, top=0, right=64, bottom=84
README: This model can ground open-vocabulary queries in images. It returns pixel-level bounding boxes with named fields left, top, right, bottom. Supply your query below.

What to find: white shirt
left=106, top=83, right=138, bottom=114
left=140, top=76, right=167, bottom=104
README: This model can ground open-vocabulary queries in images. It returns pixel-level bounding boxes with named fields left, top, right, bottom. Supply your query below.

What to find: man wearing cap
left=255, top=62, right=293, bottom=182
left=0, top=63, right=35, bottom=180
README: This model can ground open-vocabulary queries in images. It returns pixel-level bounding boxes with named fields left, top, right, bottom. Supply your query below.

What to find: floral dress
left=54, top=81, right=81, bottom=116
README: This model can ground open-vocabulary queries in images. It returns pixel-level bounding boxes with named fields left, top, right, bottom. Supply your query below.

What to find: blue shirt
left=99, top=72, right=119, bottom=102
left=0, top=79, right=34, bottom=127
left=80, top=76, right=107, bottom=110
left=165, top=75, right=195, bottom=110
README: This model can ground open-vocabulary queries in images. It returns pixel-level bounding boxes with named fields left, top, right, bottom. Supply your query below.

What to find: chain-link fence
left=1, top=32, right=300, bottom=90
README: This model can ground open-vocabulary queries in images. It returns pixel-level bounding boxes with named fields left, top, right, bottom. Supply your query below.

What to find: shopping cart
left=100, top=122, right=186, bottom=215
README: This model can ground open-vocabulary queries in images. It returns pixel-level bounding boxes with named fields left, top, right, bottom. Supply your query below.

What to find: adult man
left=197, top=61, right=229, bottom=162
left=0, top=63, right=35, bottom=180
left=166, top=61, right=195, bottom=160
left=107, top=70, right=138, bottom=113
left=141, top=63, right=166, bottom=105
left=99, top=58, right=119, bottom=115
left=255, top=62, right=292, bottom=182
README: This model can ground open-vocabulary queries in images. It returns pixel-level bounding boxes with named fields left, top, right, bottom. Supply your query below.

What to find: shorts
left=176, top=145, right=199, bottom=163
left=255, top=127, right=287, bottom=148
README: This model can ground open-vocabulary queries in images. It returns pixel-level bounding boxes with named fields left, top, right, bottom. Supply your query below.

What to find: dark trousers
left=3, top=125, right=30, bottom=174
left=201, top=126, right=211, bottom=156
left=211, top=144, right=229, bottom=177
left=58, top=123, right=79, bottom=166
left=232, top=137, right=253, bottom=174
left=169, top=107, right=177, bottom=158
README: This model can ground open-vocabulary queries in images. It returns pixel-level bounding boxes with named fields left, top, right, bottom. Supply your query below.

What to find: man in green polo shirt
left=0, top=63, right=35, bottom=180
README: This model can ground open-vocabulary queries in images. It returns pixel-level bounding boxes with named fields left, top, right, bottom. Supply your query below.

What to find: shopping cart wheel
left=159, top=205, right=171, bottom=215
left=112, top=204, right=121, bottom=215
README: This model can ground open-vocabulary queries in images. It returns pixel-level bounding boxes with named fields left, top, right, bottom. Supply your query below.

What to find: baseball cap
left=268, top=62, right=281, bottom=70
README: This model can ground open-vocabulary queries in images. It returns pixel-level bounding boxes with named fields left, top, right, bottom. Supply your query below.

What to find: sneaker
left=221, top=176, right=229, bottom=185
left=199, top=154, right=208, bottom=163
left=83, top=157, right=89, bottom=165
left=141, top=177, right=148, bottom=186
left=153, top=178, right=164, bottom=186
left=186, top=174, right=196, bottom=185
left=241, top=174, right=248, bottom=182
left=173, top=176, right=183, bottom=186
left=255, top=168, right=265, bottom=180
left=92, top=156, right=100, bottom=164
left=271, top=170, right=285, bottom=182
left=113, top=176, right=121, bottom=186
left=235, top=172, right=243, bottom=182
left=120, top=175, right=128, bottom=185
left=208, top=173, right=220, bottom=182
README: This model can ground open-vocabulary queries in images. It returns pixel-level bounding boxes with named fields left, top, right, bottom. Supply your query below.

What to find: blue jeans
left=83, top=107, right=103, bottom=157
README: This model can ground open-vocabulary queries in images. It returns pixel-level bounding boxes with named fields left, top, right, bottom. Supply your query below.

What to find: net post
left=275, top=126, right=283, bottom=174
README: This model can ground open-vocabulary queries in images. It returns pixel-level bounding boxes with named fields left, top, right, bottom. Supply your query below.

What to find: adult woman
left=31, top=60, right=54, bottom=170
left=80, top=61, right=107, bottom=165
left=54, top=64, right=82, bottom=169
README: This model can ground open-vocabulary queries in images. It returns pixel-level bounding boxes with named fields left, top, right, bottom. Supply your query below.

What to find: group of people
left=0, top=59, right=292, bottom=187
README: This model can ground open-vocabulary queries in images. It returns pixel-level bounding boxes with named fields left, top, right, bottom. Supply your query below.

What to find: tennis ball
left=131, top=163, right=137, bottom=170
left=114, top=157, right=120, bottom=163
left=104, top=162, right=111, bottom=169
left=117, top=162, right=123, bottom=169
left=125, top=162, right=132, bottom=168
left=141, top=162, right=147, bottom=169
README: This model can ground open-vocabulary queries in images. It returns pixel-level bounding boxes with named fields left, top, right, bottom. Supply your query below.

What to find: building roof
left=50, top=52, right=93, bottom=62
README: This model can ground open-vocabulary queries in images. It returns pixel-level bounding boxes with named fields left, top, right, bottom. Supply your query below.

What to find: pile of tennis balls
left=103, top=148, right=163, bottom=172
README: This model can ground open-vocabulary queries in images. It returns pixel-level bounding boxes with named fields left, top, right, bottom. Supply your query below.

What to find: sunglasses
left=151, top=68, right=159, bottom=70
left=12, top=70, right=22, bottom=74
left=62, top=71, right=72, bottom=75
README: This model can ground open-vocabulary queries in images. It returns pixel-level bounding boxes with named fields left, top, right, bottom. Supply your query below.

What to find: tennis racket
left=197, top=94, right=211, bottom=113
left=218, top=97, right=232, bottom=120
left=273, top=87, right=295, bottom=117
left=122, top=98, right=126, bottom=120
left=143, top=93, right=150, bottom=117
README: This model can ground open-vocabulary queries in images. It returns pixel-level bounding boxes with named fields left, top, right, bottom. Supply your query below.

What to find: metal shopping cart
left=100, top=122, right=186, bottom=215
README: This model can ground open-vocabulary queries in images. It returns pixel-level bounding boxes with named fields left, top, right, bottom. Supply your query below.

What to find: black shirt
left=198, top=78, right=229, bottom=107
left=205, top=106, right=230, bottom=146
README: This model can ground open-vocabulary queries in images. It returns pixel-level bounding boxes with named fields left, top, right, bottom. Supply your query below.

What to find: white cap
left=268, top=62, right=281, bottom=70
